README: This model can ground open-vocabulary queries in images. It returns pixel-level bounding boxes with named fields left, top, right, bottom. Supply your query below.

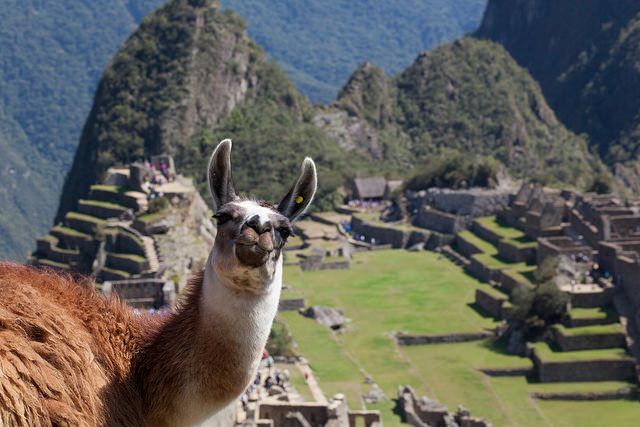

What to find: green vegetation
left=511, top=281, right=570, bottom=339
left=404, top=151, right=501, bottom=191
left=51, top=226, right=92, bottom=239
left=267, top=321, right=295, bottom=357
left=476, top=216, right=527, bottom=240
left=79, top=199, right=128, bottom=211
left=280, top=249, right=640, bottom=425
left=65, top=212, right=107, bottom=227
left=532, top=342, right=632, bottom=362
left=0, top=0, right=164, bottom=262
left=108, top=252, right=147, bottom=263
left=555, top=323, right=623, bottom=336
left=477, top=1, right=640, bottom=193
left=569, top=306, right=617, bottom=320
left=457, top=230, right=498, bottom=254
left=220, top=0, right=486, bottom=103
left=137, top=210, right=171, bottom=224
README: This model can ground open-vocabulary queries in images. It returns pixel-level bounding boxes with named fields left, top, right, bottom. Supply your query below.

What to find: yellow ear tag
left=295, top=196, right=304, bottom=204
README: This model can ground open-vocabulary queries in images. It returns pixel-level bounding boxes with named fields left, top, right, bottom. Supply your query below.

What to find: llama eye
left=279, top=227, right=292, bottom=239
left=213, top=212, right=232, bottom=224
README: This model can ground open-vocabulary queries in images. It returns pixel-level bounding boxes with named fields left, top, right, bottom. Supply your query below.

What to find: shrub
left=511, top=281, right=570, bottom=339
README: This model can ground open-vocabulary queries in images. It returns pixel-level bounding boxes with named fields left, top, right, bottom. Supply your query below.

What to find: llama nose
left=246, top=215, right=272, bottom=235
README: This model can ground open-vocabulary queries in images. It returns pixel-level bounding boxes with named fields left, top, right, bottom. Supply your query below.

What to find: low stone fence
left=475, top=288, right=507, bottom=318
left=569, top=287, right=614, bottom=308
left=278, top=298, right=305, bottom=311
left=563, top=314, right=619, bottom=328
left=553, top=327, right=626, bottom=351
left=532, top=349, right=636, bottom=382
left=479, top=367, right=533, bottom=377
left=530, top=388, right=637, bottom=401
left=497, top=240, right=536, bottom=264
left=396, top=331, right=492, bottom=346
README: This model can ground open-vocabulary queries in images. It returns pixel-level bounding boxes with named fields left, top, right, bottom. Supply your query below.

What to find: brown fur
left=0, top=263, right=246, bottom=426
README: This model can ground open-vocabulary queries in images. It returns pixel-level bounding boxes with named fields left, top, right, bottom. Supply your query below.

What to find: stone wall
left=570, top=287, right=614, bottom=308
left=105, top=253, right=149, bottom=274
left=553, top=328, right=626, bottom=351
left=475, top=288, right=507, bottom=318
left=102, top=278, right=176, bottom=308
left=538, top=237, right=592, bottom=266
left=466, top=256, right=503, bottom=283
left=418, top=188, right=511, bottom=217
left=351, top=216, right=432, bottom=249
left=115, top=231, right=146, bottom=256
left=497, top=240, right=536, bottom=264
left=351, top=216, right=409, bottom=248
left=533, top=351, right=636, bottom=382
left=499, top=270, right=532, bottom=293
left=89, top=187, right=143, bottom=210
left=397, top=385, right=492, bottom=427
left=78, top=200, right=127, bottom=219
left=455, top=234, right=483, bottom=257
left=396, top=331, right=492, bottom=346
left=413, top=208, right=470, bottom=234
left=470, top=221, right=502, bottom=246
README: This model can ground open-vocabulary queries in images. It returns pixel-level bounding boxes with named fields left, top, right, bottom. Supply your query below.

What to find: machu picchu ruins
left=25, top=166, right=640, bottom=425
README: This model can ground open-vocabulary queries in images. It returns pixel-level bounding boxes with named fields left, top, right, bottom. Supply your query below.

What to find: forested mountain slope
left=220, top=0, right=487, bottom=103
left=0, top=0, right=165, bottom=261
left=476, top=0, right=640, bottom=191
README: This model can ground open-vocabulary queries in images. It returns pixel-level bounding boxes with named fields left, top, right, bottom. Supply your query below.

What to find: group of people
left=144, top=159, right=175, bottom=185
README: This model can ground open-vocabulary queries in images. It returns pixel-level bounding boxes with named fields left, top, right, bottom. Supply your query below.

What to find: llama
left=0, top=139, right=317, bottom=426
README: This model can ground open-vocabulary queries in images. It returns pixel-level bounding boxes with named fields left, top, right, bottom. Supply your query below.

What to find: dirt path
left=295, top=360, right=328, bottom=404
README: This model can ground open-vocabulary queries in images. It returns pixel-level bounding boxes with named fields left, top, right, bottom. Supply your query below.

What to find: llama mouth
left=236, top=243, right=271, bottom=267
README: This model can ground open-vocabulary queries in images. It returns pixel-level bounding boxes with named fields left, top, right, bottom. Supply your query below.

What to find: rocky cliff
left=476, top=0, right=640, bottom=191
left=57, top=0, right=262, bottom=220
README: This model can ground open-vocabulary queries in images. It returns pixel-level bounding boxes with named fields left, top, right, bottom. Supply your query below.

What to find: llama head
left=207, top=139, right=317, bottom=293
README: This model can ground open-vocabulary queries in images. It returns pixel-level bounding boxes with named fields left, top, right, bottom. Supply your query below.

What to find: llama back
left=0, top=263, right=149, bottom=426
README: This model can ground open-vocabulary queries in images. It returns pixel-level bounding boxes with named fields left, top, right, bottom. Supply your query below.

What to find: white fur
left=235, top=200, right=277, bottom=225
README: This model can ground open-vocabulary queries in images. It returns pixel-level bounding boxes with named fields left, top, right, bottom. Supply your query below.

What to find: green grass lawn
left=569, top=306, right=617, bottom=320
left=280, top=249, right=640, bottom=426
left=79, top=199, right=128, bottom=210
left=457, top=230, right=499, bottom=254
left=476, top=216, right=527, bottom=240
left=555, top=323, right=623, bottom=335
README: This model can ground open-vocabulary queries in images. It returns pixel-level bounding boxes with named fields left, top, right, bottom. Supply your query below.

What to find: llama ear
left=278, top=157, right=317, bottom=222
left=207, top=139, right=238, bottom=211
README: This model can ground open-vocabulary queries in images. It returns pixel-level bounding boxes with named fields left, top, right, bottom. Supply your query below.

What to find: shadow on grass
left=467, top=302, right=495, bottom=319
left=391, top=398, right=406, bottom=423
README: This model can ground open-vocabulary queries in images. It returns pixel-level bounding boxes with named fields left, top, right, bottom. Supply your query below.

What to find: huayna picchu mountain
left=476, top=0, right=640, bottom=191
left=321, top=38, right=609, bottom=188
left=56, top=0, right=609, bottom=233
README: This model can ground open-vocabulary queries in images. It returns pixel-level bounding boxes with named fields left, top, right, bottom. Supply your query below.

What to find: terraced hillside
left=277, top=217, right=640, bottom=426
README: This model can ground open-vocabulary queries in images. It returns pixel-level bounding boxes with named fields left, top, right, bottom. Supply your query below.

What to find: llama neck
left=138, top=257, right=283, bottom=426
